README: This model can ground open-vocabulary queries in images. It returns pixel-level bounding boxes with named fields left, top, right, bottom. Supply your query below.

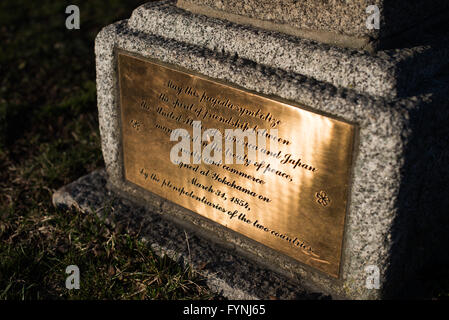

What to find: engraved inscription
left=117, top=51, right=356, bottom=277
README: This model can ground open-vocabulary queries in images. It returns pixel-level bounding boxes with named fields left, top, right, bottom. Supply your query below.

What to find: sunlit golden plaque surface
left=118, top=52, right=356, bottom=278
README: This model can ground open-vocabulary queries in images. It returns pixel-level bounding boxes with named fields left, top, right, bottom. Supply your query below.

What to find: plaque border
left=114, top=48, right=359, bottom=279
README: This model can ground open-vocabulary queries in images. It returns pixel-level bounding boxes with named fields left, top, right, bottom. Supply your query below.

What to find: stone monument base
left=52, top=169, right=331, bottom=300
left=57, top=0, right=449, bottom=299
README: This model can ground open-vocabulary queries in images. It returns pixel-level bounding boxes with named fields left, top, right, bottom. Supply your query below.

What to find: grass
left=0, top=0, right=214, bottom=299
left=0, top=205, right=211, bottom=299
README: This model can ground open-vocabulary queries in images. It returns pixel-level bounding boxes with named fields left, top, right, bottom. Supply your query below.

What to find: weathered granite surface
left=177, top=0, right=449, bottom=51
left=52, top=169, right=331, bottom=300
left=89, top=1, right=449, bottom=299
left=128, top=1, right=449, bottom=99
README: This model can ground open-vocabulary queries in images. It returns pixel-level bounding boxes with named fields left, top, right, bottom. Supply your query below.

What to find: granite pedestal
left=54, top=0, right=449, bottom=299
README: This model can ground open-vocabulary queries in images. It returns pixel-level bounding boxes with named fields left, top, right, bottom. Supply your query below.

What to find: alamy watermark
left=65, top=5, right=80, bottom=30
left=366, top=5, right=380, bottom=30
left=365, top=265, right=380, bottom=289
left=170, top=121, right=282, bottom=166
left=65, top=265, right=80, bottom=289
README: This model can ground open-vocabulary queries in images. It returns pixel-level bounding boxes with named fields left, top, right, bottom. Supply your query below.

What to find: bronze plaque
left=117, top=51, right=356, bottom=277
